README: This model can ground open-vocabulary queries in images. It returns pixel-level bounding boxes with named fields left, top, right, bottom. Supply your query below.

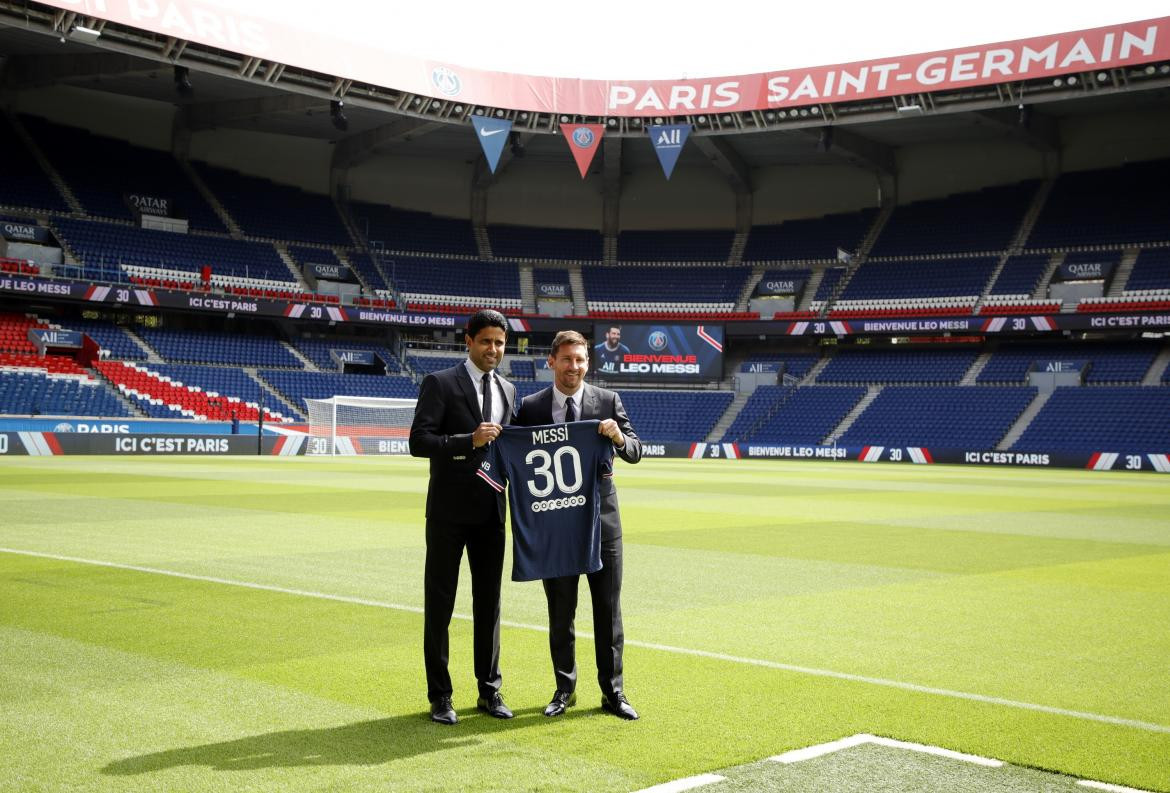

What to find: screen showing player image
left=590, top=324, right=724, bottom=382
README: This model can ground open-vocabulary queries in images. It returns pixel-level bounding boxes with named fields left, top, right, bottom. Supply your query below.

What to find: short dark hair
left=465, top=309, right=508, bottom=340
left=550, top=330, right=589, bottom=357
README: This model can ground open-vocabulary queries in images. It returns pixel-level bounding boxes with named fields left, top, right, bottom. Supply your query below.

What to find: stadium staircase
left=1106, top=249, right=1140, bottom=297
left=100, top=369, right=149, bottom=418
left=178, top=159, right=243, bottom=238
left=568, top=265, right=588, bottom=315
left=1012, top=178, right=1055, bottom=250
left=1032, top=253, right=1065, bottom=300
left=824, top=385, right=883, bottom=444
left=727, top=231, right=748, bottom=266
left=242, top=366, right=303, bottom=418
left=280, top=341, right=319, bottom=371
left=273, top=243, right=310, bottom=286
left=602, top=234, right=617, bottom=265
left=518, top=263, right=536, bottom=314
left=799, top=356, right=833, bottom=385
left=1141, top=345, right=1170, bottom=385
left=122, top=327, right=165, bottom=364
left=705, top=390, right=753, bottom=442
left=734, top=265, right=768, bottom=312
left=797, top=270, right=825, bottom=313
left=473, top=226, right=493, bottom=259
left=996, top=390, right=1053, bottom=450
left=960, top=350, right=995, bottom=385
left=5, top=112, right=84, bottom=215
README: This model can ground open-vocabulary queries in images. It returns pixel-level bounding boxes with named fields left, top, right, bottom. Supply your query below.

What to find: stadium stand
left=582, top=264, right=753, bottom=318
left=346, top=252, right=394, bottom=296
left=378, top=256, right=521, bottom=314
left=0, top=115, right=70, bottom=213
left=985, top=254, right=1052, bottom=297
left=614, top=390, right=733, bottom=442
left=837, top=386, right=1037, bottom=448
left=20, top=115, right=226, bottom=232
left=350, top=201, right=478, bottom=256
left=95, top=360, right=287, bottom=422
left=977, top=342, right=1160, bottom=385
left=836, top=257, right=997, bottom=303
left=0, top=369, right=132, bottom=417
left=489, top=225, right=602, bottom=261
left=192, top=162, right=352, bottom=246
left=817, top=348, right=979, bottom=384
left=137, top=328, right=304, bottom=368
left=617, top=229, right=734, bottom=262
left=1012, top=387, right=1170, bottom=453
left=0, top=312, right=47, bottom=354
left=867, top=182, right=1037, bottom=256
left=728, top=385, right=868, bottom=444
left=743, top=209, right=877, bottom=262
left=737, top=352, right=820, bottom=380
left=259, top=369, right=418, bottom=411
left=507, top=359, right=536, bottom=380
left=292, top=338, right=401, bottom=373
left=1125, top=248, right=1170, bottom=291
left=61, top=319, right=148, bottom=361
left=406, top=354, right=465, bottom=376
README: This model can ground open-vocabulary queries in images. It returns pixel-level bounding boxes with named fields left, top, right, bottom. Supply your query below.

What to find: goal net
left=303, top=395, right=417, bottom=456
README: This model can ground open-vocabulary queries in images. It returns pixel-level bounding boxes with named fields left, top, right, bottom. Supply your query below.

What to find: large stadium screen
left=591, top=323, right=724, bottom=382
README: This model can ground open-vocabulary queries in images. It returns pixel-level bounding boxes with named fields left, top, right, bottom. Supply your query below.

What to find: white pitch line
left=632, top=773, right=725, bottom=793
left=3, top=546, right=1170, bottom=737
left=771, top=733, right=1002, bottom=767
left=1078, top=781, right=1158, bottom=793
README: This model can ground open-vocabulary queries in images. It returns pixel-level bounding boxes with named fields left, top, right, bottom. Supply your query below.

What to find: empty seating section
left=0, top=254, right=40, bottom=275
left=739, top=352, right=819, bottom=379
left=0, top=352, right=89, bottom=376
left=347, top=252, right=392, bottom=295
left=54, top=217, right=295, bottom=286
left=583, top=265, right=750, bottom=317
left=384, top=256, right=521, bottom=312
left=869, top=182, right=1036, bottom=256
left=819, top=348, right=978, bottom=384
left=63, top=319, right=147, bottom=360
left=977, top=342, right=1159, bottom=384
left=838, top=257, right=996, bottom=304
left=508, top=360, right=536, bottom=380
left=288, top=245, right=343, bottom=270
left=733, top=385, right=867, bottom=444
left=293, top=339, right=401, bottom=372
left=21, top=116, right=225, bottom=231
left=812, top=268, right=845, bottom=303
left=138, top=328, right=303, bottom=368
left=614, top=390, right=733, bottom=442
left=1027, top=159, right=1170, bottom=248
left=0, top=370, right=131, bottom=417
left=1, top=312, right=46, bottom=354
left=837, top=386, right=1036, bottom=448
left=260, top=370, right=418, bottom=411
left=351, top=201, right=477, bottom=256
left=743, top=209, right=877, bottom=262
left=0, top=115, right=69, bottom=213
left=97, top=361, right=287, bottom=421
left=721, top=385, right=794, bottom=441
left=193, top=163, right=351, bottom=246
left=617, top=229, right=733, bottom=262
left=1125, top=249, right=1170, bottom=292
left=1012, top=387, right=1170, bottom=453
left=406, top=354, right=465, bottom=376
left=490, top=226, right=602, bottom=261
left=987, top=254, right=1051, bottom=296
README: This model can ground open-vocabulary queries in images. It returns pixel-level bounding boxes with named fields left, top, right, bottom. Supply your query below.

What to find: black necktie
left=481, top=372, right=493, bottom=423
left=564, top=396, right=576, bottom=423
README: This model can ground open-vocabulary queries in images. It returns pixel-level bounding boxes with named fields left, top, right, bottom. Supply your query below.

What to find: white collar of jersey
left=553, top=383, right=585, bottom=409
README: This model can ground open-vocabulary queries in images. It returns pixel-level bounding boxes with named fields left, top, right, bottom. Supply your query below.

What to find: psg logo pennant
left=559, top=123, right=605, bottom=179
left=470, top=116, right=513, bottom=173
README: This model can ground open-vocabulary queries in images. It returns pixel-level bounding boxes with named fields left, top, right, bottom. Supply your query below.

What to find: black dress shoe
left=476, top=692, right=514, bottom=719
left=601, top=692, right=639, bottom=720
left=543, top=690, right=577, bottom=717
left=430, top=696, right=457, bottom=725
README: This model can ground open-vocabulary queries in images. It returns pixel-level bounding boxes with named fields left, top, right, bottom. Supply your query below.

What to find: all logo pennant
left=648, top=124, right=692, bottom=180
left=560, top=123, right=605, bottom=179
left=471, top=116, right=513, bottom=173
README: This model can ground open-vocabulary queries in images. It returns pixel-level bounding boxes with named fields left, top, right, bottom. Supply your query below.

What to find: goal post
left=303, top=395, right=417, bottom=456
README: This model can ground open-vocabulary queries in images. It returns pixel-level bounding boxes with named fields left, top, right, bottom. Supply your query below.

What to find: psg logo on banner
left=648, top=124, right=692, bottom=180
left=559, top=123, right=605, bottom=179
left=471, top=116, right=514, bottom=173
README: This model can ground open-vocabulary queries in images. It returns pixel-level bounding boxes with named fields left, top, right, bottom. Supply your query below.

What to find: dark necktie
left=564, top=396, right=576, bottom=423
left=481, top=372, right=493, bottom=423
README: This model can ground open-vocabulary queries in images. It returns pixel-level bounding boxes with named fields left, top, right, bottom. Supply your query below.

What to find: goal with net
left=303, top=395, right=417, bottom=455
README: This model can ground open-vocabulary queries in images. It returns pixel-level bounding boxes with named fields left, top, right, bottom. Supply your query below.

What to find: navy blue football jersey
left=478, top=420, right=614, bottom=581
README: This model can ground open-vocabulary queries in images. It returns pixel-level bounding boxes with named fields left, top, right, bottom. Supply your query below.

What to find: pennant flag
left=470, top=116, right=513, bottom=173
left=560, top=123, right=605, bottom=179
left=648, top=124, right=691, bottom=180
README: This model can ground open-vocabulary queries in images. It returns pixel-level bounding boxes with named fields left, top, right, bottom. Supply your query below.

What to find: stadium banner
left=740, top=361, right=781, bottom=373
left=124, top=193, right=175, bottom=218
left=307, top=262, right=357, bottom=283
left=27, top=328, right=83, bottom=350
left=329, top=349, right=376, bottom=367
left=560, top=123, right=605, bottom=178
left=1056, top=259, right=1117, bottom=281
left=591, top=323, right=723, bottom=382
left=648, top=125, right=691, bottom=179
left=756, top=277, right=806, bottom=296
left=535, top=281, right=569, bottom=298
left=1030, top=359, right=1088, bottom=374
left=1, top=219, right=51, bottom=244
left=471, top=116, right=512, bottom=173
left=32, top=3, right=1169, bottom=117
left=0, top=417, right=288, bottom=435
left=0, top=432, right=286, bottom=455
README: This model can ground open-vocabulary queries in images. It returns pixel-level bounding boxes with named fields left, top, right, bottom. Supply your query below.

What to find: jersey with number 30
left=477, top=420, right=614, bottom=581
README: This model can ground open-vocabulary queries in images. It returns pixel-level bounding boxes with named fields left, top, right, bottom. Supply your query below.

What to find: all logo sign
left=648, top=124, right=692, bottom=179
left=559, top=123, right=605, bottom=179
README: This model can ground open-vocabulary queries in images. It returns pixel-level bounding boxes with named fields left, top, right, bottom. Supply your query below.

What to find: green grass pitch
left=1, top=455, right=1168, bottom=792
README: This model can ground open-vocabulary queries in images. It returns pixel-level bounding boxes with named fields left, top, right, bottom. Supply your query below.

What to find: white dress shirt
left=465, top=359, right=506, bottom=425
left=551, top=384, right=586, bottom=424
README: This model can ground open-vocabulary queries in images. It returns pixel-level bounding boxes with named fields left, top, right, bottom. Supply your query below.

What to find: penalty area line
left=2, top=546, right=1169, bottom=737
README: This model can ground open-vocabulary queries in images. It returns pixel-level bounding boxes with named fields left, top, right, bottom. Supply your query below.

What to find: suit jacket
left=409, top=362, right=516, bottom=524
left=516, top=382, right=641, bottom=541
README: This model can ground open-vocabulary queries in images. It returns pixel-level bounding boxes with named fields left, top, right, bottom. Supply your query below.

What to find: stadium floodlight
left=330, top=100, right=348, bottom=131
left=896, top=103, right=924, bottom=115
left=69, top=24, right=101, bottom=43
left=304, top=395, right=417, bottom=456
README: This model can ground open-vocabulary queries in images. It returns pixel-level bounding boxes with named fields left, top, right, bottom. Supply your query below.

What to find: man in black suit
left=516, top=329, right=642, bottom=720
left=409, top=309, right=517, bottom=725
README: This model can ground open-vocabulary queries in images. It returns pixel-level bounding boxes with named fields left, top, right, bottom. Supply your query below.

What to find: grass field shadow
left=102, top=707, right=548, bottom=774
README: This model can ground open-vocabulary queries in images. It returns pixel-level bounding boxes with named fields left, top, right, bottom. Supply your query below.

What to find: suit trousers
left=542, top=535, right=623, bottom=697
left=423, top=517, right=505, bottom=702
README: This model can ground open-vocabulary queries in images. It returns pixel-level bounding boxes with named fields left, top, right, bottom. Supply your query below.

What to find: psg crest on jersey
left=572, top=127, right=595, bottom=148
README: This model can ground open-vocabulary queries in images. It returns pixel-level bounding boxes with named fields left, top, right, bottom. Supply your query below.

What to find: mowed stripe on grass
left=0, top=455, right=1167, bottom=792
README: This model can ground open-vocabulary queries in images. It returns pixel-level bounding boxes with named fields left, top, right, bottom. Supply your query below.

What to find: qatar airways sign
left=37, top=3, right=1169, bottom=117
